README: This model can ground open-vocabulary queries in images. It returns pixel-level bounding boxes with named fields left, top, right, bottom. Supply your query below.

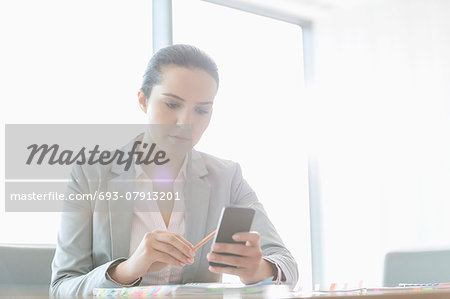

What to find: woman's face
left=139, top=66, right=217, bottom=149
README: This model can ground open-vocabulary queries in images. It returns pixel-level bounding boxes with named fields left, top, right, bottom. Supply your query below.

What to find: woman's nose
left=177, top=111, right=192, bottom=125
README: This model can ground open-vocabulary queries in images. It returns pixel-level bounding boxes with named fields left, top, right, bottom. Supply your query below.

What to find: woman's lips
left=168, top=135, right=191, bottom=141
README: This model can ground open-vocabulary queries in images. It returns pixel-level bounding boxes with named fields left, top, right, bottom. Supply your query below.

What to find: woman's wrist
left=241, top=259, right=276, bottom=285
left=259, top=259, right=278, bottom=281
left=108, top=259, right=140, bottom=286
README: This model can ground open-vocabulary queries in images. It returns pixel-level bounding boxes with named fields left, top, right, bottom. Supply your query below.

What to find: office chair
left=383, top=249, right=450, bottom=287
left=0, top=244, right=56, bottom=296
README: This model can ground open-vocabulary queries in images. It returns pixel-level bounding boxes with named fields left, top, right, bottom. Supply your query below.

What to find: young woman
left=50, top=44, right=298, bottom=296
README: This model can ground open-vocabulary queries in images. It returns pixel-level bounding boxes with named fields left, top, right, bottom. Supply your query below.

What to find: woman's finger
left=207, top=252, right=250, bottom=268
left=152, top=240, right=194, bottom=265
left=232, top=231, right=260, bottom=246
left=208, top=265, right=242, bottom=276
left=153, top=250, right=186, bottom=268
left=211, top=242, right=251, bottom=256
left=173, top=233, right=195, bottom=251
left=155, top=232, right=195, bottom=258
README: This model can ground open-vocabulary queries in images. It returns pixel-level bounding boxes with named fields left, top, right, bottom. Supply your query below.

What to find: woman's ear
left=138, top=89, right=147, bottom=113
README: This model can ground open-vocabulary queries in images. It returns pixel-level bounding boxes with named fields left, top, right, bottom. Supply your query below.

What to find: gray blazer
left=50, top=137, right=298, bottom=296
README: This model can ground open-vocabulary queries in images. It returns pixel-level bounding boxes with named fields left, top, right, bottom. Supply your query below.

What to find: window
left=173, top=0, right=311, bottom=287
left=0, top=0, right=151, bottom=244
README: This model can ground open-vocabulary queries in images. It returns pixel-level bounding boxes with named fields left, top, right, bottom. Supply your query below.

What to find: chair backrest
left=0, top=244, right=56, bottom=295
left=383, top=249, right=450, bottom=287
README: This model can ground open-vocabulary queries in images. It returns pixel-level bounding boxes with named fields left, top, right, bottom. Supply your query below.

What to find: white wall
left=310, top=0, right=450, bottom=287
left=0, top=0, right=151, bottom=243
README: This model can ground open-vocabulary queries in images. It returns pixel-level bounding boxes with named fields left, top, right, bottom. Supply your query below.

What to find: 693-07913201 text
left=9, top=191, right=181, bottom=201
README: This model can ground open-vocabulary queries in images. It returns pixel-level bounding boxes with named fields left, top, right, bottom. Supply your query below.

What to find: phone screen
left=209, top=206, right=255, bottom=267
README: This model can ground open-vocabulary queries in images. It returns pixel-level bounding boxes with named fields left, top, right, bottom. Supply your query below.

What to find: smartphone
left=209, top=206, right=255, bottom=268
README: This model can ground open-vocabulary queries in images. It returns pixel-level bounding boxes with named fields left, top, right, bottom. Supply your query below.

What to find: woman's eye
left=195, top=107, right=209, bottom=115
left=165, top=101, right=180, bottom=109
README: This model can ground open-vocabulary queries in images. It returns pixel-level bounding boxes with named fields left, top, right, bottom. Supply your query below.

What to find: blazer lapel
left=108, top=139, right=137, bottom=260
left=108, top=171, right=135, bottom=260
left=182, top=150, right=210, bottom=283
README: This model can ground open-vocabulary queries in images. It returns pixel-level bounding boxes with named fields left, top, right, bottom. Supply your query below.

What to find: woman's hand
left=206, top=231, right=277, bottom=284
left=108, top=230, right=195, bottom=285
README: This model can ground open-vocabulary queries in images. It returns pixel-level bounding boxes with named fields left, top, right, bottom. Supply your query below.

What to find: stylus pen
left=192, top=202, right=256, bottom=251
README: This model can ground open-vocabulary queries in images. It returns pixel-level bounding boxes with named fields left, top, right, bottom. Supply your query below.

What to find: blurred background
left=1, top=0, right=450, bottom=291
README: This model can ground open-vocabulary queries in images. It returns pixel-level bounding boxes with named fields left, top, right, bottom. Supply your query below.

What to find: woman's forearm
left=108, top=260, right=140, bottom=285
